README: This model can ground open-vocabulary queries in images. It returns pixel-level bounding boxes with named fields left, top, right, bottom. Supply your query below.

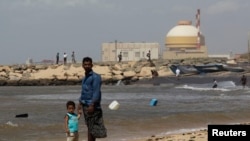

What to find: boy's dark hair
left=82, top=57, right=92, bottom=63
left=66, top=101, right=75, bottom=108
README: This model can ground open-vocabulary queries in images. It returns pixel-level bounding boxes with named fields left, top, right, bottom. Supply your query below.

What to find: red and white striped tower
left=196, top=9, right=201, bottom=48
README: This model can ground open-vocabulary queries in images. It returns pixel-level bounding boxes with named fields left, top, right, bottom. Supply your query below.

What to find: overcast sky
left=1, top=0, right=250, bottom=65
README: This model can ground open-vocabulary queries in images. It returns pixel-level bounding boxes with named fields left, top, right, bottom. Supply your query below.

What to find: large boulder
left=93, top=66, right=111, bottom=75
left=138, top=67, right=155, bottom=78
left=0, top=66, right=11, bottom=72
left=123, top=70, right=136, bottom=78
left=9, top=72, right=22, bottom=80
left=157, top=66, right=173, bottom=76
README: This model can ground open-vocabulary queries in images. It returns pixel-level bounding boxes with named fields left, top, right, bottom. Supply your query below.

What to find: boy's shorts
left=66, top=132, right=79, bottom=141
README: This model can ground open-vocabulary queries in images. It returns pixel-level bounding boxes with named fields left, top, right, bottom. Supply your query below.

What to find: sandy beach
left=131, top=129, right=208, bottom=141
left=48, top=129, right=208, bottom=141
left=132, top=122, right=250, bottom=141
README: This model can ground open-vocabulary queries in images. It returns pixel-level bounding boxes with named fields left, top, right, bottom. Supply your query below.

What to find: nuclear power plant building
left=163, top=20, right=208, bottom=60
left=102, top=9, right=208, bottom=62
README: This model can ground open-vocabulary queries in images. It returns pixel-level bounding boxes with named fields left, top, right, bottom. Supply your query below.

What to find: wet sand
left=132, top=122, right=250, bottom=141
left=131, top=129, right=208, bottom=141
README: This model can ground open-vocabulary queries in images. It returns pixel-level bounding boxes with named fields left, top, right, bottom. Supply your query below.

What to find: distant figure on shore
left=118, top=52, right=122, bottom=62
left=212, top=79, right=217, bottom=88
left=146, top=50, right=151, bottom=61
left=241, top=75, right=247, bottom=88
left=63, top=52, right=67, bottom=65
left=151, top=70, right=158, bottom=79
left=56, top=52, right=59, bottom=64
left=175, top=68, right=180, bottom=80
left=71, top=51, right=76, bottom=64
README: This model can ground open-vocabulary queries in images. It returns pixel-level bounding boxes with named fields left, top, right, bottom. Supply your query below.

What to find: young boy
left=64, top=101, right=81, bottom=141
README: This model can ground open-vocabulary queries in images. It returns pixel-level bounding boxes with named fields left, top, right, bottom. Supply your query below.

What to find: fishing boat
left=193, top=64, right=224, bottom=73
left=169, top=64, right=199, bottom=75
left=222, top=65, right=245, bottom=72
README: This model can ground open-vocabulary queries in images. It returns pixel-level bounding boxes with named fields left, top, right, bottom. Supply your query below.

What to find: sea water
left=1, top=80, right=250, bottom=141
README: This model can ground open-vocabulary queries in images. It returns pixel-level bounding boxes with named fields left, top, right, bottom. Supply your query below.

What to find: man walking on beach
left=212, top=79, right=218, bottom=88
left=241, top=75, right=247, bottom=88
left=78, top=57, right=107, bottom=141
left=175, top=68, right=180, bottom=80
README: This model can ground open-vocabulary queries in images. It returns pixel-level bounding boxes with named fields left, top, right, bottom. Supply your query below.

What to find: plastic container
left=109, top=100, right=120, bottom=110
left=15, top=113, right=28, bottom=118
left=150, top=98, right=158, bottom=106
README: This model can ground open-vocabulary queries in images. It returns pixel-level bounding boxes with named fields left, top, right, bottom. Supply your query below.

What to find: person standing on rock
left=63, top=52, right=67, bottom=65
left=56, top=52, right=59, bottom=64
left=146, top=50, right=151, bottom=61
left=78, top=57, right=107, bottom=141
left=118, top=52, right=122, bottom=62
left=71, top=51, right=76, bottom=64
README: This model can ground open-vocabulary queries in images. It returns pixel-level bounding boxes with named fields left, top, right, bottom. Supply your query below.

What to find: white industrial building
left=101, top=41, right=159, bottom=62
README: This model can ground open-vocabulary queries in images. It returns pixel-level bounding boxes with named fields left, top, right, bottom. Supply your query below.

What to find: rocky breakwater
left=0, top=58, right=232, bottom=86
left=0, top=60, right=173, bottom=86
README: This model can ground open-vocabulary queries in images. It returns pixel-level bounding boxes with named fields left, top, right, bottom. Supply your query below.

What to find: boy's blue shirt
left=67, top=113, right=78, bottom=132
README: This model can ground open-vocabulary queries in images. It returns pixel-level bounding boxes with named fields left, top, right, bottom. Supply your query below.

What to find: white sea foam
left=116, top=80, right=124, bottom=86
left=6, top=121, right=18, bottom=127
left=176, top=81, right=241, bottom=92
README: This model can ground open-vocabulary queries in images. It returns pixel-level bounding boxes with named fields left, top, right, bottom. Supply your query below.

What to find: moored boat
left=169, top=64, right=199, bottom=75
left=193, top=64, right=224, bottom=73
left=222, top=65, right=245, bottom=72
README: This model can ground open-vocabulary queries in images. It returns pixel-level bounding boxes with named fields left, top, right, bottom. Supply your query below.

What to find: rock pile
left=0, top=59, right=171, bottom=86
left=0, top=58, right=233, bottom=86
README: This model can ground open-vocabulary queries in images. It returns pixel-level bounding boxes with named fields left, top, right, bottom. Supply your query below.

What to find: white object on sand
left=109, top=100, right=120, bottom=110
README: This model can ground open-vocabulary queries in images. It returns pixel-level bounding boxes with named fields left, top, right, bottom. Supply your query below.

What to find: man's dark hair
left=66, top=101, right=75, bottom=108
left=82, top=57, right=92, bottom=63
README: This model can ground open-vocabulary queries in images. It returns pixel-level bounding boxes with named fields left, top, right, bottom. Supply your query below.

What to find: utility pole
left=196, top=9, right=201, bottom=49
left=115, top=40, right=117, bottom=61
left=248, top=32, right=250, bottom=64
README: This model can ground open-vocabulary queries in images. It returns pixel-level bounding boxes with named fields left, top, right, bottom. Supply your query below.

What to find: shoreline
left=133, top=72, right=249, bottom=86
left=0, top=58, right=250, bottom=86
left=132, top=122, right=250, bottom=141
left=0, top=71, right=248, bottom=86
left=131, top=129, right=208, bottom=141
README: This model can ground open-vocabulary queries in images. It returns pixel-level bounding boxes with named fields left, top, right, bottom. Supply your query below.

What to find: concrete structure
left=102, top=41, right=159, bottom=62
left=208, top=54, right=231, bottom=59
left=163, top=20, right=208, bottom=59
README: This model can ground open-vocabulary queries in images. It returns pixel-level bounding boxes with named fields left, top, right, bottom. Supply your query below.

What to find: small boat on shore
left=169, top=64, right=199, bottom=75
left=170, top=63, right=245, bottom=75
left=193, top=64, right=224, bottom=73
left=222, top=65, right=245, bottom=72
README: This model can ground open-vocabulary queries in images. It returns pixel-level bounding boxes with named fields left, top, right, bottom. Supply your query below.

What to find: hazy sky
left=1, top=0, right=250, bottom=65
